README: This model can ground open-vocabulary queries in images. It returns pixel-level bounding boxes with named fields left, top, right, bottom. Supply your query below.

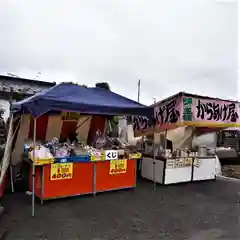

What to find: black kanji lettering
left=155, top=99, right=180, bottom=124
left=196, top=100, right=238, bottom=123
left=196, top=100, right=205, bottom=120
left=227, top=103, right=238, bottom=122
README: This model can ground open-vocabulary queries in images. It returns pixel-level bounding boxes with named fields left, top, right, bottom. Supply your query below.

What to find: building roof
left=0, top=75, right=56, bottom=87
left=0, top=75, right=56, bottom=96
left=151, top=91, right=239, bottom=107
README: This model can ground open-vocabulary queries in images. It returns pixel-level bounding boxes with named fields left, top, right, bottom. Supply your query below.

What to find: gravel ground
left=0, top=179, right=240, bottom=240
left=222, top=165, right=240, bottom=179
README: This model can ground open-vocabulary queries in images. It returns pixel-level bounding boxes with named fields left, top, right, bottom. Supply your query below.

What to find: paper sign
left=50, top=163, right=73, bottom=181
left=105, top=150, right=118, bottom=160
left=109, top=159, right=127, bottom=175
left=193, top=158, right=201, bottom=168
left=129, top=153, right=142, bottom=159
left=90, top=154, right=105, bottom=161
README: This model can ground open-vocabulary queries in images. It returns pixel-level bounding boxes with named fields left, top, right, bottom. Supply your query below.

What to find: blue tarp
left=11, top=82, right=152, bottom=117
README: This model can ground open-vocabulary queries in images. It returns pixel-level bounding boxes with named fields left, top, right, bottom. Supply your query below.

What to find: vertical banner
left=182, top=97, right=193, bottom=121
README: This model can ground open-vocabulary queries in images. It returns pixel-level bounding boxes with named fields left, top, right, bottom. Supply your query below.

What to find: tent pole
left=31, top=117, right=37, bottom=217
left=164, top=130, right=167, bottom=157
left=153, top=126, right=156, bottom=192
left=163, top=129, right=168, bottom=185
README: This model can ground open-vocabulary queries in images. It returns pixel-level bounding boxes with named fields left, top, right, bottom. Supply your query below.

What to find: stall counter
left=192, top=156, right=216, bottom=181
left=28, top=158, right=137, bottom=202
left=141, top=155, right=216, bottom=185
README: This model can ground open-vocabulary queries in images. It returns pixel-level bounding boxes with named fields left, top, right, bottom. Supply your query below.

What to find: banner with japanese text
left=132, top=95, right=183, bottom=132
left=154, top=96, right=182, bottom=129
left=182, top=97, right=240, bottom=126
left=132, top=93, right=240, bottom=133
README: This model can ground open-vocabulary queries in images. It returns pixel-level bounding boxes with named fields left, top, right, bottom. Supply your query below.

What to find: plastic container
left=69, top=155, right=90, bottom=163
left=54, top=156, right=72, bottom=163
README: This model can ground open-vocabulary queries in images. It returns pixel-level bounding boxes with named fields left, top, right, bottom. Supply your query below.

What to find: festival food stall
left=8, top=83, right=151, bottom=216
left=132, top=92, right=240, bottom=185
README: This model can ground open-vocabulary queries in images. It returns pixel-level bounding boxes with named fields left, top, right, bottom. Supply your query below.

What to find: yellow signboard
left=109, top=159, right=127, bottom=175
left=61, top=112, right=80, bottom=121
left=90, top=154, right=105, bottom=161
left=129, top=152, right=142, bottom=159
left=50, top=163, right=73, bottom=181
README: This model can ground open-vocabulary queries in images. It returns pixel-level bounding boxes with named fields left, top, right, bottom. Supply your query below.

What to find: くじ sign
left=109, top=159, right=127, bottom=175
left=50, top=163, right=73, bottom=181
left=105, top=150, right=118, bottom=160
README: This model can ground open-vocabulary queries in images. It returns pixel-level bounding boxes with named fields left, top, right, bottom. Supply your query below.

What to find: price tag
left=109, top=159, right=127, bottom=175
left=193, top=158, right=201, bottom=168
left=50, top=163, right=73, bottom=181
left=129, top=153, right=142, bottom=159
left=105, top=150, right=118, bottom=160
left=184, top=158, right=193, bottom=166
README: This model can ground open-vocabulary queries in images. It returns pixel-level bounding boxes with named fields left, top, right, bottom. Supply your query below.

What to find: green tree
left=95, top=82, right=119, bottom=133
left=95, top=82, right=110, bottom=91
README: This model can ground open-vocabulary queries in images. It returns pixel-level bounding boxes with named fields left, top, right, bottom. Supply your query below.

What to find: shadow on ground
left=0, top=179, right=240, bottom=239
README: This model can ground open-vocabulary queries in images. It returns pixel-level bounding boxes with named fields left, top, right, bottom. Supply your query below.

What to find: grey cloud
left=0, top=0, right=237, bottom=105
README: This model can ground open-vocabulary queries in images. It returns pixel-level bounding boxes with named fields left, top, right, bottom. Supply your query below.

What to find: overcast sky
left=0, top=0, right=237, bottom=105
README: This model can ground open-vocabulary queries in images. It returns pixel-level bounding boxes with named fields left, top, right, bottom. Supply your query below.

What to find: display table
left=28, top=158, right=137, bottom=202
left=29, top=162, right=94, bottom=201
left=192, top=157, right=216, bottom=181
left=141, top=155, right=216, bottom=185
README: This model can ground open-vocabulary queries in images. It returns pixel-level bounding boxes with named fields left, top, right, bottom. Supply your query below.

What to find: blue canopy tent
left=11, top=82, right=152, bottom=217
left=11, top=82, right=152, bottom=117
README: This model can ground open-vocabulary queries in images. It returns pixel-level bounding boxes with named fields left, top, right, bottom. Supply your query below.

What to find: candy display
left=25, top=130, right=142, bottom=165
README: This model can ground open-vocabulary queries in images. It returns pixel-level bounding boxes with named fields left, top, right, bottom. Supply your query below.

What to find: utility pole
left=137, top=79, right=140, bottom=103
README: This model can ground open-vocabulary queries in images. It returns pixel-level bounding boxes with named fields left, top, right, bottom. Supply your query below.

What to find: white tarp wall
left=154, top=127, right=217, bottom=151
left=0, top=100, right=10, bottom=123
left=3, top=113, right=93, bottom=167
left=0, top=115, right=13, bottom=185
left=76, top=116, right=92, bottom=144
left=165, top=126, right=194, bottom=149
left=192, top=132, right=217, bottom=150
left=11, top=115, right=30, bottom=166
left=118, top=117, right=141, bottom=145
left=153, top=127, right=194, bottom=149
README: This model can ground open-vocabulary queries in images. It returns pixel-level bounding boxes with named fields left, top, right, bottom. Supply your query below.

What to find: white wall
left=192, top=132, right=217, bottom=149
left=0, top=100, right=10, bottom=123
left=118, top=117, right=141, bottom=144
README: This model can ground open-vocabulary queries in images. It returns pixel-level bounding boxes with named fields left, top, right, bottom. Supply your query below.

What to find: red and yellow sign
left=109, top=159, right=127, bottom=175
left=50, top=163, right=73, bottom=181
